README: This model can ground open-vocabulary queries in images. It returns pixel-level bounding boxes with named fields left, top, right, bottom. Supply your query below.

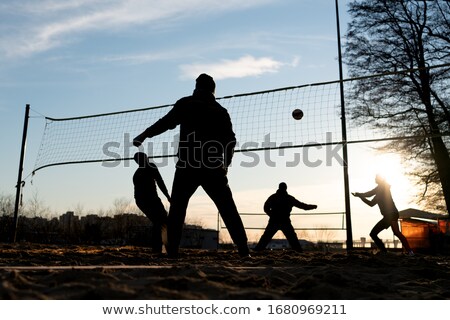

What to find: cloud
left=180, top=55, right=286, bottom=80
left=0, top=0, right=274, bottom=58
left=10, top=0, right=105, bottom=14
left=101, top=50, right=182, bottom=65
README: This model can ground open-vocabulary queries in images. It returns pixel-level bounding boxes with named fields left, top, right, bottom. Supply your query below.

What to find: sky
left=0, top=0, right=422, bottom=243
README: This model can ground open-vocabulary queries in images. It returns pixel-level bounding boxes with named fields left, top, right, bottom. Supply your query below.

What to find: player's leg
left=254, top=220, right=278, bottom=251
left=281, top=221, right=303, bottom=252
left=149, top=198, right=169, bottom=253
left=369, top=218, right=389, bottom=253
left=135, top=199, right=160, bottom=251
left=167, top=168, right=199, bottom=257
left=390, top=220, right=413, bottom=253
left=150, top=224, right=163, bottom=253
left=202, top=167, right=249, bottom=256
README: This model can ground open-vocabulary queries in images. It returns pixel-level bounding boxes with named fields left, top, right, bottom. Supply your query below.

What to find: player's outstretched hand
left=133, top=140, right=141, bottom=147
left=133, top=133, right=145, bottom=147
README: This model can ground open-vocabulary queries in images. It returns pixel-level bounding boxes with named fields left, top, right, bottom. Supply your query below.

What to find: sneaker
left=166, top=252, right=179, bottom=259
left=238, top=247, right=250, bottom=257
left=294, top=247, right=303, bottom=253
left=373, top=249, right=388, bottom=256
left=151, top=248, right=163, bottom=254
left=166, top=246, right=179, bottom=259
left=239, top=253, right=252, bottom=261
left=407, top=250, right=415, bottom=257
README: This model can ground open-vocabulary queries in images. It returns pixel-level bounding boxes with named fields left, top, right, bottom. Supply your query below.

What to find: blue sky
left=0, top=0, right=418, bottom=242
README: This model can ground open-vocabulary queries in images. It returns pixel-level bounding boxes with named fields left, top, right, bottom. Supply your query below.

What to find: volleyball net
left=33, top=63, right=450, bottom=173
left=19, top=63, right=449, bottom=247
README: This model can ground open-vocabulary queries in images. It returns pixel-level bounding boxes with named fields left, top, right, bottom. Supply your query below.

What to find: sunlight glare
left=371, top=153, right=415, bottom=208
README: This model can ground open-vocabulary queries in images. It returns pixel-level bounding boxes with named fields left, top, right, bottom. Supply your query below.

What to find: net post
left=335, top=0, right=353, bottom=251
left=12, top=104, right=30, bottom=243
left=216, top=211, right=220, bottom=251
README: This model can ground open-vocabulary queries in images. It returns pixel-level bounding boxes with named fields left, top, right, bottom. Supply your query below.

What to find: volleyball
left=292, top=108, right=304, bottom=120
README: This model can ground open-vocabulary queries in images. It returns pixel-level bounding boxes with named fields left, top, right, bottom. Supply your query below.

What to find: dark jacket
left=264, top=190, right=316, bottom=221
left=133, top=162, right=167, bottom=201
left=142, top=90, right=236, bottom=169
left=358, top=183, right=398, bottom=217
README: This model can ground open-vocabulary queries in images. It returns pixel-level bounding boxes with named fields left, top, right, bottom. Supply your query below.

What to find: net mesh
left=34, top=82, right=346, bottom=172
left=33, top=64, right=450, bottom=173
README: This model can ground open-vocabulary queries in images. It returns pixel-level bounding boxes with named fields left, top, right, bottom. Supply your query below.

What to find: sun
left=373, top=154, right=404, bottom=182
left=371, top=153, right=415, bottom=208
left=351, top=148, right=416, bottom=209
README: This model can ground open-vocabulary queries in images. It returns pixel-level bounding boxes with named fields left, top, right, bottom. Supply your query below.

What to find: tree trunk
left=431, top=136, right=450, bottom=213
left=420, top=67, right=450, bottom=213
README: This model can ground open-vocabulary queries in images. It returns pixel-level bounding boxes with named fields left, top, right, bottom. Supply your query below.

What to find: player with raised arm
left=254, top=182, right=317, bottom=252
left=133, top=74, right=249, bottom=258
left=353, top=174, right=414, bottom=256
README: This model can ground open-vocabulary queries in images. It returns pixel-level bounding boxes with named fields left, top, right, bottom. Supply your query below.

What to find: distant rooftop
left=399, top=208, right=448, bottom=220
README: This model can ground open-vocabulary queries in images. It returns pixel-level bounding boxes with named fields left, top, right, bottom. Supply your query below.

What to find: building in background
left=399, top=208, right=449, bottom=253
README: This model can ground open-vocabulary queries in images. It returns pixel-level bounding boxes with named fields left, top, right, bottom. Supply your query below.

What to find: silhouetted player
left=133, top=152, right=170, bottom=253
left=133, top=74, right=249, bottom=258
left=352, top=174, right=414, bottom=256
left=254, top=182, right=317, bottom=252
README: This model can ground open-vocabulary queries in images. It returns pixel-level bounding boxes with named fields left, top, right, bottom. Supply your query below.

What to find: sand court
left=1, top=243, right=449, bottom=299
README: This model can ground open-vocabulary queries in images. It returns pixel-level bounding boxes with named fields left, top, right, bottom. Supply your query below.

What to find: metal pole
left=12, top=104, right=30, bottom=243
left=216, top=211, right=220, bottom=250
left=335, top=0, right=353, bottom=250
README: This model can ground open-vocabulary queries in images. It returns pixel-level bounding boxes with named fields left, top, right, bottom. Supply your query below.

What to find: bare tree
left=0, top=193, right=14, bottom=216
left=344, top=0, right=450, bottom=212
left=185, top=217, right=205, bottom=229
left=24, top=191, right=51, bottom=218
left=109, top=197, right=133, bottom=215
left=71, top=202, right=85, bottom=216
left=313, top=226, right=337, bottom=244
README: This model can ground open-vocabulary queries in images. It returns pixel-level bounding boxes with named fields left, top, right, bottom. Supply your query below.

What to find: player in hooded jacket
left=133, top=74, right=249, bottom=258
